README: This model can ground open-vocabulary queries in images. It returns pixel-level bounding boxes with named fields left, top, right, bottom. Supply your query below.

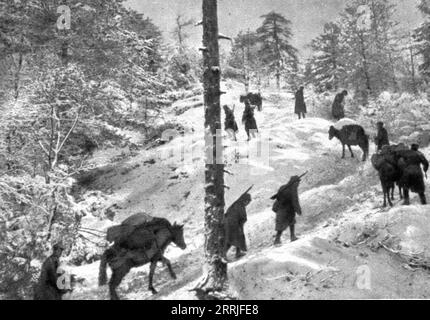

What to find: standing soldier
left=271, top=173, right=307, bottom=245
left=375, top=121, right=390, bottom=151
left=223, top=186, right=253, bottom=260
left=242, top=99, right=258, bottom=141
left=332, top=90, right=348, bottom=120
left=294, top=86, right=307, bottom=120
left=34, top=243, right=68, bottom=300
left=397, top=144, right=429, bottom=205
left=223, top=105, right=239, bottom=141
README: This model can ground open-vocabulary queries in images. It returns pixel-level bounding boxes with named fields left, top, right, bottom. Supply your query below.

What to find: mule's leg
left=403, top=188, right=410, bottom=205
left=148, top=261, right=158, bottom=294
left=381, top=181, right=387, bottom=207
left=161, top=256, right=176, bottom=280
left=347, top=145, right=354, bottom=158
left=361, top=147, right=366, bottom=161
left=398, top=185, right=403, bottom=199
left=342, top=144, right=346, bottom=159
left=387, top=186, right=393, bottom=207
left=109, top=264, right=131, bottom=300
left=274, top=231, right=283, bottom=245
left=419, top=192, right=427, bottom=205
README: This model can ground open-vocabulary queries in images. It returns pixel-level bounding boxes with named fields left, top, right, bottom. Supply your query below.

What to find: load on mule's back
left=371, top=143, right=428, bottom=206
left=99, top=213, right=186, bottom=300
left=240, top=92, right=263, bottom=111
left=329, top=124, right=369, bottom=161
left=371, top=144, right=406, bottom=207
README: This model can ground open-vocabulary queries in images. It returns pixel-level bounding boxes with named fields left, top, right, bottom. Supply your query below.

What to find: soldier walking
left=223, top=186, right=253, bottom=260
left=242, top=99, right=258, bottom=141
left=397, top=144, right=429, bottom=205
left=271, top=173, right=306, bottom=245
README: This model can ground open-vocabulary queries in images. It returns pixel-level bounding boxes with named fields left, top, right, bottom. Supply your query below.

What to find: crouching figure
left=33, top=243, right=71, bottom=300
left=271, top=172, right=307, bottom=245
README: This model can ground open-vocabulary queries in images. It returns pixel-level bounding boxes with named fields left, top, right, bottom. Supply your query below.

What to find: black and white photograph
left=1, top=0, right=430, bottom=304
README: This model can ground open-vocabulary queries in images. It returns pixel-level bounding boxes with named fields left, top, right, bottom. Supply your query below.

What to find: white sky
left=125, top=0, right=424, bottom=59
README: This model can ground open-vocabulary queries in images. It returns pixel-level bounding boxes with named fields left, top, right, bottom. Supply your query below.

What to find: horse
left=98, top=221, right=186, bottom=300
left=329, top=124, right=369, bottom=161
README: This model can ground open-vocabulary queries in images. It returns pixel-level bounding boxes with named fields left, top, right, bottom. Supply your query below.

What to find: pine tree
left=228, top=30, right=259, bottom=92
left=339, top=0, right=398, bottom=102
left=308, top=22, right=345, bottom=91
left=256, top=11, right=298, bottom=89
left=415, top=0, right=430, bottom=81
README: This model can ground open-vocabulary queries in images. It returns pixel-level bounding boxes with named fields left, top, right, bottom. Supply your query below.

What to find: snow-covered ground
left=66, top=81, right=430, bottom=300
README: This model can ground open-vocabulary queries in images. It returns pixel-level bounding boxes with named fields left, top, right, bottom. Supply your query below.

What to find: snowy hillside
left=59, top=81, right=430, bottom=300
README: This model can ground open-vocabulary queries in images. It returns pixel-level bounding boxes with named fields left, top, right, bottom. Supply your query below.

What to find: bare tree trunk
left=195, top=0, right=227, bottom=297
left=410, top=46, right=418, bottom=94
left=242, top=47, right=248, bottom=93
left=13, top=52, right=23, bottom=101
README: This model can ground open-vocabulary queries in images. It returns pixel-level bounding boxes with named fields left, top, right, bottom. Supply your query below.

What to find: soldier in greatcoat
left=271, top=173, right=306, bottom=245
left=223, top=186, right=253, bottom=260
left=295, top=86, right=307, bottom=120
left=332, top=90, right=348, bottom=120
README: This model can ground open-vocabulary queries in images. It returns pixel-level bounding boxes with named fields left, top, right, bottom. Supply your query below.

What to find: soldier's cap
left=53, top=243, right=65, bottom=251
left=377, top=121, right=384, bottom=126
left=289, top=175, right=301, bottom=183
left=342, top=90, right=348, bottom=95
left=411, top=143, right=419, bottom=150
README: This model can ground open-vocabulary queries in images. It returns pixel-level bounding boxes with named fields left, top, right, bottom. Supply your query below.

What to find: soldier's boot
left=274, top=232, right=282, bottom=246
left=403, top=189, right=410, bottom=206
left=419, top=193, right=427, bottom=205
left=235, top=248, right=246, bottom=259
left=290, top=225, right=298, bottom=242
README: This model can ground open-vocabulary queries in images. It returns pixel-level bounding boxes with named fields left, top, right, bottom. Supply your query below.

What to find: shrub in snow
left=0, top=174, right=82, bottom=299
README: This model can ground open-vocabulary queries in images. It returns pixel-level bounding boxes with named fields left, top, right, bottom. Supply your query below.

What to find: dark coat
left=223, top=194, right=250, bottom=251
left=33, top=256, right=63, bottom=300
left=271, top=178, right=302, bottom=232
left=332, top=93, right=346, bottom=120
left=294, top=89, right=307, bottom=114
left=242, top=101, right=258, bottom=133
left=397, top=150, right=429, bottom=193
left=375, top=127, right=389, bottom=151
left=223, top=106, right=238, bottom=132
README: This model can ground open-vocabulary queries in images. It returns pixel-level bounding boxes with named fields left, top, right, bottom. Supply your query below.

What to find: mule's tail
left=98, top=251, right=109, bottom=286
